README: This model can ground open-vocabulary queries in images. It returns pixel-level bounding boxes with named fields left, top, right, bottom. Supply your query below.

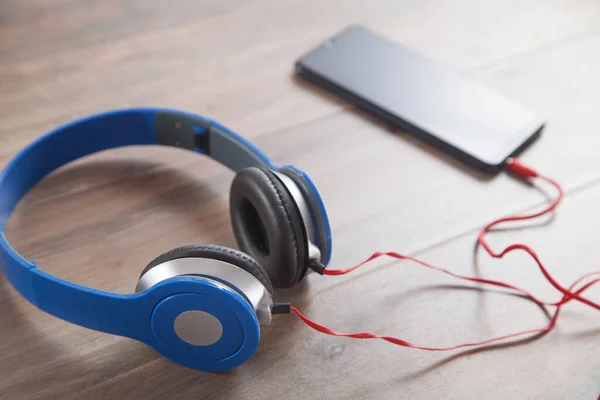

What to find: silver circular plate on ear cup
left=136, top=258, right=273, bottom=325
left=174, top=310, right=223, bottom=346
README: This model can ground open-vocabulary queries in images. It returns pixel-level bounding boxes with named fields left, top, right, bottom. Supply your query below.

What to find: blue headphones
left=0, top=108, right=332, bottom=371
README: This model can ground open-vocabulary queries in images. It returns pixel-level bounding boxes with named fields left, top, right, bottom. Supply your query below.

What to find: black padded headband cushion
left=229, top=167, right=308, bottom=289
left=141, top=244, right=273, bottom=295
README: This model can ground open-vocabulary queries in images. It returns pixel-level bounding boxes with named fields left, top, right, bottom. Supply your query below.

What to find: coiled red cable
left=291, top=158, right=600, bottom=350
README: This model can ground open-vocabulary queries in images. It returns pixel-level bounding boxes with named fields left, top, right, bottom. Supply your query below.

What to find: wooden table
left=1, top=1, right=599, bottom=399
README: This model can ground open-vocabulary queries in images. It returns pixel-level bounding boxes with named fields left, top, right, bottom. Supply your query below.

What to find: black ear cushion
left=278, top=166, right=330, bottom=264
left=141, top=244, right=273, bottom=295
left=229, top=167, right=308, bottom=289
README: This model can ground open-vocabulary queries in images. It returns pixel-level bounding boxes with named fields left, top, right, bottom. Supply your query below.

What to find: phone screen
left=295, top=25, right=544, bottom=172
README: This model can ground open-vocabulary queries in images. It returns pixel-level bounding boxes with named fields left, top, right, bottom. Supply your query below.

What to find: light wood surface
left=1, top=1, right=600, bottom=399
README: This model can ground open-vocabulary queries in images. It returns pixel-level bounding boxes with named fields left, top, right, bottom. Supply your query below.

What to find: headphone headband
left=0, top=108, right=277, bottom=340
left=1, top=108, right=275, bottom=229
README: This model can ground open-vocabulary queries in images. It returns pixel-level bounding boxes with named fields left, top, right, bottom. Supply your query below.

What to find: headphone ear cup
left=141, top=244, right=273, bottom=295
left=229, top=167, right=308, bottom=289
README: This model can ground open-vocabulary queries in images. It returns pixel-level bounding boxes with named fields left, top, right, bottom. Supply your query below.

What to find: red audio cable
left=290, top=158, right=600, bottom=351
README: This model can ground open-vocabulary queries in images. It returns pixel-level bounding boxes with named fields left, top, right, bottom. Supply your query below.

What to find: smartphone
left=295, top=25, right=544, bottom=173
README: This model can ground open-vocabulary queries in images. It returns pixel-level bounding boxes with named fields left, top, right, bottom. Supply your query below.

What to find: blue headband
left=0, top=108, right=330, bottom=354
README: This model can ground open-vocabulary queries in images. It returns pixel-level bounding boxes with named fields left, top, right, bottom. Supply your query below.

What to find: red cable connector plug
left=506, top=157, right=539, bottom=178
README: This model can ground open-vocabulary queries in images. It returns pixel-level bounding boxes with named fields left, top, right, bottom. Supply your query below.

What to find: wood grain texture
left=1, top=0, right=600, bottom=399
